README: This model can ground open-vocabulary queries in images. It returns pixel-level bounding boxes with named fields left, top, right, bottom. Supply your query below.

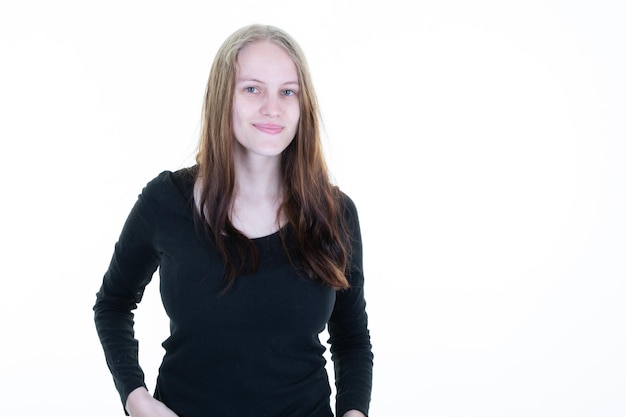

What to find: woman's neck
left=232, top=149, right=283, bottom=201
left=230, top=150, right=285, bottom=238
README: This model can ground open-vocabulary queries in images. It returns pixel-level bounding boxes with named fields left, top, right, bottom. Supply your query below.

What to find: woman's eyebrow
left=236, top=78, right=299, bottom=86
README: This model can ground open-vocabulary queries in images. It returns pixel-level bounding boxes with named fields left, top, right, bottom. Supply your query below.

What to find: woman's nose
left=261, top=94, right=280, bottom=117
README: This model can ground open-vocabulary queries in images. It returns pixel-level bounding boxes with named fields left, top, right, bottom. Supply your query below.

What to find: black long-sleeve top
left=93, top=167, right=373, bottom=417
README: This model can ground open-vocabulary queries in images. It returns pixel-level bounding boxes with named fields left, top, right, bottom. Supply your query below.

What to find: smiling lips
left=254, top=123, right=284, bottom=135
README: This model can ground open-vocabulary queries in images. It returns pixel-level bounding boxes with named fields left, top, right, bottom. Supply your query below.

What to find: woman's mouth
left=254, top=124, right=284, bottom=134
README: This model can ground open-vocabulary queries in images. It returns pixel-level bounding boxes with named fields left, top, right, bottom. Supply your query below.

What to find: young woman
left=94, top=24, right=373, bottom=417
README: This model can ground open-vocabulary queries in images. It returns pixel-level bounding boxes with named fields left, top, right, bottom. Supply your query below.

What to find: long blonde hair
left=195, top=24, right=350, bottom=290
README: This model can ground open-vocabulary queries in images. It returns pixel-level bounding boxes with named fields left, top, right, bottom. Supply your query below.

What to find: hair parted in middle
left=195, top=24, right=351, bottom=291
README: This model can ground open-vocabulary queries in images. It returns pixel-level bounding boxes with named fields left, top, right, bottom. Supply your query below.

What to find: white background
left=1, top=0, right=625, bottom=415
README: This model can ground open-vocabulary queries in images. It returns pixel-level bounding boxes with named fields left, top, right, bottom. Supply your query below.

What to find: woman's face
left=232, top=40, right=300, bottom=161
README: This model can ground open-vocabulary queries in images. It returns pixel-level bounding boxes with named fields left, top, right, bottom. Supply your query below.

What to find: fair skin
left=126, top=40, right=365, bottom=417
left=125, top=387, right=178, bottom=417
left=229, top=40, right=300, bottom=238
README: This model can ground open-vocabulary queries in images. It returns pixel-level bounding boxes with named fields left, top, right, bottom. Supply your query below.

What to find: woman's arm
left=328, top=194, right=373, bottom=417
left=94, top=175, right=163, bottom=411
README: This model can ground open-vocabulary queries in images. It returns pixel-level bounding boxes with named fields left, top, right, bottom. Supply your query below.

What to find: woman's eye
left=244, top=86, right=258, bottom=93
left=282, top=89, right=297, bottom=96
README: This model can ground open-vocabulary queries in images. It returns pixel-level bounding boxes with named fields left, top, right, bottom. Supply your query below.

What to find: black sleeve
left=328, top=194, right=374, bottom=417
left=93, top=175, right=163, bottom=411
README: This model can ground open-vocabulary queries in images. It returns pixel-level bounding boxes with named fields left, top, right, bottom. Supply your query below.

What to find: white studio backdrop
left=1, top=0, right=624, bottom=416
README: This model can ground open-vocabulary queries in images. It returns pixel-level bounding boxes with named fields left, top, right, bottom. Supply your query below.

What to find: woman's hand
left=343, top=410, right=366, bottom=417
left=125, top=387, right=179, bottom=417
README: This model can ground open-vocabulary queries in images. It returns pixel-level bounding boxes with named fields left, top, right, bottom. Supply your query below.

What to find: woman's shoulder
left=140, top=165, right=197, bottom=209
left=334, top=187, right=359, bottom=220
left=144, top=165, right=196, bottom=190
